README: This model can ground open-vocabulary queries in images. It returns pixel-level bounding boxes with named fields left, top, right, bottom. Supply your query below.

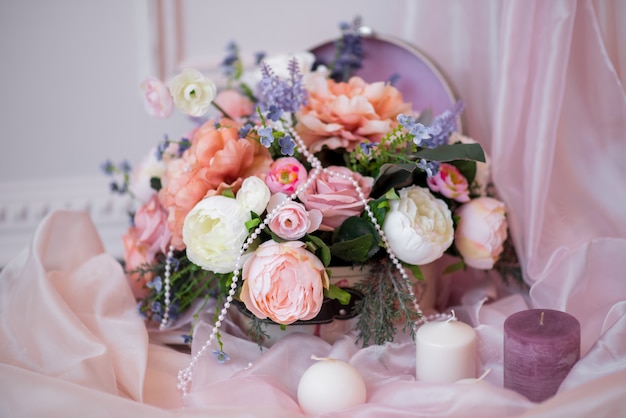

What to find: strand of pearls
left=159, top=245, right=174, bottom=330
left=176, top=126, right=432, bottom=395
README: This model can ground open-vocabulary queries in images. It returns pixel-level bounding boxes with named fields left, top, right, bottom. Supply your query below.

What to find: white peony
left=236, top=176, right=271, bottom=215
left=168, top=68, right=217, bottom=117
left=182, top=195, right=250, bottom=274
left=382, top=186, right=454, bottom=265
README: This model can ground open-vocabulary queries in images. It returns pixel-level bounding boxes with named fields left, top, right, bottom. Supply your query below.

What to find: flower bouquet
left=103, top=19, right=519, bottom=353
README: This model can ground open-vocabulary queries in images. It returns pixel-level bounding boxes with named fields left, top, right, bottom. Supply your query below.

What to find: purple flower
left=182, top=334, right=192, bottom=344
left=359, top=141, right=375, bottom=156
left=417, top=158, right=440, bottom=177
left=427, top=101, right=464, bottom=147
left=267, top=105, right=282, bottom=122
left=238, top=123, right=252, bottom=138
left=279, top=135, right=295, bottom=156
left=258, top=127, right=274, bottom=147
left=257, top=59, right=308, bottom=115
left=212, top=350, right=230, bottom=364
left=146, top=276, right=162, bottom=293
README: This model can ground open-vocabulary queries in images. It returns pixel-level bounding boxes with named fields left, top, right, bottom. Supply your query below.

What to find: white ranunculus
left=236, top=176, right=271, bottom=215
left=382, top=186, right=454, bottom=265
left=168, top=68, right=217, bottom=117
left=182, top=196, right=250, bottom=273
left=129, top=147, right=167, bottom=204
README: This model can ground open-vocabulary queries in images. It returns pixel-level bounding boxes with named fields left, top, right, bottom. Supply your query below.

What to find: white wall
left=0, top=0, right=418, bottom=265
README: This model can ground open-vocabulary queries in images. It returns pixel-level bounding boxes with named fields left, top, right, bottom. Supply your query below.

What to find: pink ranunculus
left=295, top=73, right=412, bottom=152
left=122, top=195, right=172, bottom=298
left=158, top=119, right=273, bottom=249
left=298, top=166, right=373, bottom=231
left=427, top=163, right=471, bottom=202
left=268, top=196, right=323, bottom=240
left=140, top=77, right=174, bottom=118
left=454, top=197, right=508, bottom=270
left=240, top=240, right=329, bottom=325
left=265, top=157, right=308, bottom=195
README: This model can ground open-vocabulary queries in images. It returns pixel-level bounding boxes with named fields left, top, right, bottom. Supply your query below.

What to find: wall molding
left=0, top=177, right=132, bottom=266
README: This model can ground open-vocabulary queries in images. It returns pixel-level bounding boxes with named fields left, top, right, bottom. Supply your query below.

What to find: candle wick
left=446, top=310, right=457, bottom=324
left=540, top=311, right=545, bottom=326
left=477, top=368, right=491, bottom=382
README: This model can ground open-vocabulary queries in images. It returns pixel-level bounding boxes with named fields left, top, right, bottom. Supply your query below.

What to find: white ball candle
left=416, top=312, right=477, bottom=383
left=297, top=356, right=367, bottom=415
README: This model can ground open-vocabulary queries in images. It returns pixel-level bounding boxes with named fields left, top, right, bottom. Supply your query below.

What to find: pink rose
left=122, top=195, right=172, bottom=298
left=213, top=90, right=254, bottom=120
left=265, top=157, right=308, bottom=195
left=427, top=163, right=470, bottom=202
left=454, top=197, right=508, bottom=270
left=140, top=77, right=174, bottom=118
left=268, top=194, right=323, bottom=240
left=298, top=166, right=373, bottom=231
left=240, top=241, right=330, bottom=325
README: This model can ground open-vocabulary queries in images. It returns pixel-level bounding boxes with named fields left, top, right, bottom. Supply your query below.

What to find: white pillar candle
left=415, top=312, right=477, bottom=383
left=297, top=356, right=367, bottom=415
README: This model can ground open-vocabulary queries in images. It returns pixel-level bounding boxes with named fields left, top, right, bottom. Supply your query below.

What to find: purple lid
left=310, top=34, right=461, bottom=131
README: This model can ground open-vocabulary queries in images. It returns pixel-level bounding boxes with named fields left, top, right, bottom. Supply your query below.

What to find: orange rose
left=159, top=119, right=273, bottom=248
left=296, top=74, right=412, bottom=152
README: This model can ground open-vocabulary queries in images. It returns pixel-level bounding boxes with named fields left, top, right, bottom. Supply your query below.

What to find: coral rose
left=382, top=186, right=454, bottom=265
left=122, top=195, right=172, bottom=298
left=454, top=197, right=508, bottom=270
left=296, top=73, right=412, bottom=152
left=298, top=166, right=373, bottom=231
left=240, top=240, right=329, bottom=325
left=159, top=119, right=273, bottom=248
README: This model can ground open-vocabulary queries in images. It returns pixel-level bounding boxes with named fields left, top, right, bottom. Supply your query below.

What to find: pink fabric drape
left=1, top=1, right=625, bottom=416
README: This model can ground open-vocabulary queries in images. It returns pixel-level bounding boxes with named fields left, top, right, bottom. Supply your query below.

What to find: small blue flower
left=136, top=301, right=147, bottom=319
left=120, top=160, right=132, bottom=174
left=100, top=160, right=115, bottom=175
left=146, top=276, right=162, bottom=293
left=267, top=105, right=282, bottom=122
left=359, top=142, right=374, bottom=156
left=254, top=51, right=266, bottom=65
left=258, top=127, right=274, bottom=147
left=182, top=334, right=192, bottom=344
left=155, top=136, right=169, bottom=160
left=417, top=159, right=440, bottom=177
left=178, top=138, right=191, bottom=155
left=166, top=254, right=181, bottom=272
left=387, top=73, right=401, bottom=86
left=212, top=350, right=230, bottom=364
left=152, top=301, right=163, bottom=316
left=238, top=123, right=252, bottom=138
left=278, top=135, right=295, bottom=156
left=410, top=123, right=431, bottom=146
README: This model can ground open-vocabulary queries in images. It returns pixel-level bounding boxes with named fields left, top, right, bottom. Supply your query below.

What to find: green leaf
left=415, top=143, right=486, bottom=163
left=306, top=234, right=331, bottom=266
left=331, top=217, right=380, bottom=262
left=221, top=188, right=235, bottom=199
left=442, top=260, right=466, bottom=275
left=371, top=163, right=418, bottom=198
left=324, top=284, right=352, bottom=305
left=330, top=236, right=373, bottom=263
left=245, top=218, right=260, bottom=231
left=149, top=176, right=162, bottom=192
left=405, top=264, right=424, bottom=281
left=450, top=159, right=477, bottom=185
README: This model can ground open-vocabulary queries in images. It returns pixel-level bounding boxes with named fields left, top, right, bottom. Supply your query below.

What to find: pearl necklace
left=167, top=126, right=442, bottom=396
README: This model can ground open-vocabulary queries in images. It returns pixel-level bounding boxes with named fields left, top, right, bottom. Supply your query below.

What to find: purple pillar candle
left=503, top=309, right=580, bottom=403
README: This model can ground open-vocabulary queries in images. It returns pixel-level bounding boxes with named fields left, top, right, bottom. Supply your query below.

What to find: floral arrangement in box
left=103, top=19, right=519, bottom=355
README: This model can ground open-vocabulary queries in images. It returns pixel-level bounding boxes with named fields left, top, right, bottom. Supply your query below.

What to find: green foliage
left=330, top=216, right=380, bottom=263
left=354, top=259, right=421, bottom=347
left=324, top=283, right=352, bottom=305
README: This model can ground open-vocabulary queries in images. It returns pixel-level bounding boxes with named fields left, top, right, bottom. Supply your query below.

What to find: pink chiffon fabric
left=2, top=1, right=626, bottom=416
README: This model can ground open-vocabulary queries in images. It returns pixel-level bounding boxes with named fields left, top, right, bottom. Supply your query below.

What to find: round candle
left=297, top=356, right=367, bottom=415
left=415, top=314, right=477, bottom=383
left=503, top=309, right=580, bottom=402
